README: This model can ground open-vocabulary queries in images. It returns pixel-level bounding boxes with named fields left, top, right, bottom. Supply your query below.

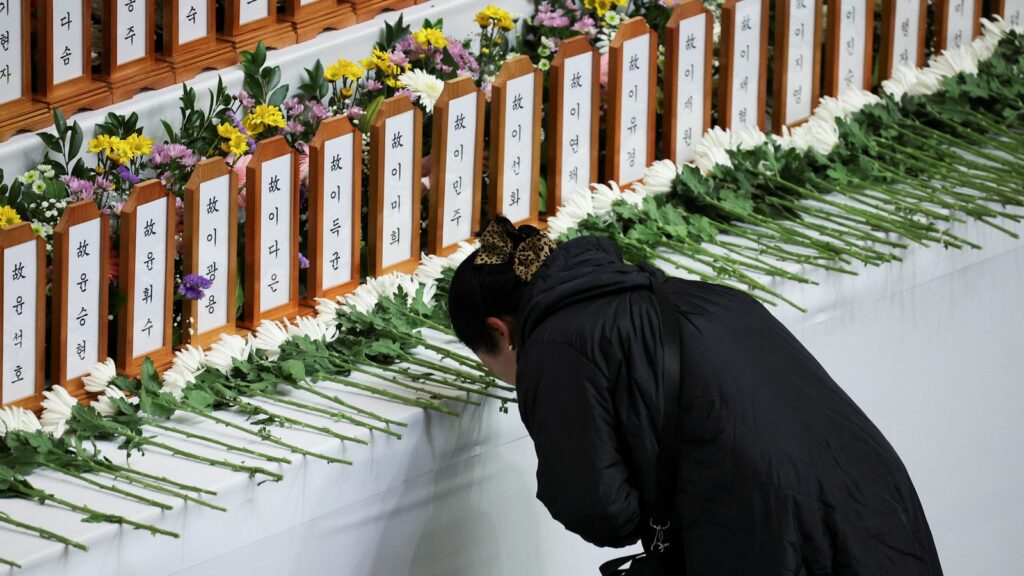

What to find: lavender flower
left=347, top=106, right=365, bottom=120
left=178, top=274, right=214, bottom=300
left=309, top=101, right=331, bottom=120
left=572, top=15, right=598, bottom=36
left=150, top=143, right=199, bottom=167
left=63, top=176, right=97, bottom=202
left=298, top=253, right=310, bottom=269
left=365, top=79, right=384, bottom=92
left=446, top=39, right=480, bottom=79
left=534, top=3, right=570, bottom=27
left=390, top=49, right=410, bottom=68
left=115, top=165, right=141, bottom=185
left=236, top=90, right=256, bottom=108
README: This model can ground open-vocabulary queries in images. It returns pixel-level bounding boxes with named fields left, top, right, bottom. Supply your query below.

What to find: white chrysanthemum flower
left=288, top=315, right=338, bottom=343
left=342, top=283, right=379, bottom=314
left=161, top=367, right=192, bottom=399
left=41, top=385, right=78, bottom=438
left=172, top=345, right=206, bottom=376
left=981, top=16, right=1009, bottom=38
left=693, top=127, right=734, bottom=175
left=315, top=297, right=341, bottom=323
left=834, top=89, right=882, bottom=117
left=396, top=274, right=423, bottom=306
left=398, top=69, right=445, bottom=114
left=591, top=182, right=625, bottom=215
left=930, top=46, right=979, bottom=78
left=772, top=125, right=802, bottom=151
left=92, top=386, right=127, bottom=418
left=803, top=119, right=840, bottom=156
left=639, top=160, right=678, bottom=196
left=445, top=242, right=477, bottom=268
left=546, top=187, right=595, bottom=238
left=881, top=65, right=918, bottom=101
left=81, top=357, right=118, bottom=394
left=252, top=319, right=290, bottom=360
left=205, top=334, right=251, bottom=373
left=414, top=254, right=448, bottom=285
left=368, top=273, right=403, bottom=301
left=733, top=127, right=768, bottom=150
left=906, top=68, right=944, bottom=96
left=0, top=406, right=42, bottom=436
left=420, top=282, right=437, bottom=308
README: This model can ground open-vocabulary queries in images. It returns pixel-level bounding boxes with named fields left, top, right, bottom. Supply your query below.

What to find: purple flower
left=150, top=143, right=199, bottom=168
left=309, top=100, right=331, bottom=120
left=395, top=89, right=417, bottom=104
left=236, top=90, right=255, bottom=108
left=285, top=119, right=304, bottom=135
left=298, top=252, right=310, bottom=269
left=389, top=49, right=410, bottom=68
left=534, top=3, right=570, bottom=27
left=115, top=165, right=141, bottom=185
left=365, top=79, right=384, bottom=92
left=283, top=97, right=305, bottom=117
left=346, top=106, right=364, bottom=120
left=572, top=15, right=598, bottom=36
left=446, top=39, right=480, bottom=79
left=178, top=273, right=214, bottom=300
left=63, top=176, right=97, bottom=202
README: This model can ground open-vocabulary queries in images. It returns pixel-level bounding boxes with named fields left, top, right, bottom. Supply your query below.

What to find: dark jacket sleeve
left=518, top=341, right=642, bottom=548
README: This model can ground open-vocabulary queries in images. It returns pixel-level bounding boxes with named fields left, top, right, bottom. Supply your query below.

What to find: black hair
left=448, top=216, right=542, bottom=353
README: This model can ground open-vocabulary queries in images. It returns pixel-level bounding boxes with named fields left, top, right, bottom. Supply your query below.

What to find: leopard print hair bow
left=473, top=220, right=557, bottom=282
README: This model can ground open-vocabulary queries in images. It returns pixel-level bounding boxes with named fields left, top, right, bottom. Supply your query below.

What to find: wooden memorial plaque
left=488, top=56, right=542, bottom=227
left=824, top=0, right=875, bottom=96
left=96, top=0, right=175, bottom=101
left=935, top=0, right=982, bottom=51
left=241, top=136, right=300, bottom=328
left=351, top=0, right=417, bottom=24
left=428, top=77, right=484, bottom=256
left=0, top=0, right=50, bottom=141
left=0, top=224, right=45, bottom=411
left=664, top=0, right=713, bottom=164
left=159, top=0, right=237, bottom=82
left=547, top=36, right=599, bottom=215
left=116, top=181, right=175, bottom=376
left=994, top=0, right=1024, bottom=29
left=607, top=18, right=657, bottom=186
left=33, top=0, right=113, bottom=116
left=719, top=0, right=770, bottom=131
left=281, top=0, right=356, bottom=43
left=220, top=0, right=296, bottom=53
left=772, top=0, right=823, bottom=133
left=51, top=201, right=110, bottom=397
left=879, top=0, right=927, bottom=79
left=305, top=116, right=361, bottom=303
left=182, top=158, right=239, bottom=347
left=368, top=95, right=422, bottom=276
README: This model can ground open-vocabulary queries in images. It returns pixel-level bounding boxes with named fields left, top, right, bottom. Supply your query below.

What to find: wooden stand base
left=0, top=101, right=52, bottom=142
left=282, top=3, right=357, bottom=43
left=117, top=350, right=174, bottom=379
left=160, top=41, right=239, bottom=83
left=96, top=62, right=177, bottom=103
left=220, top=22, right=297, bottom=54
left=180, top=324, right=250, bottom=350
left=351, top=0, right=416, bottom=22
left=34, top=85, right=113, bottom=119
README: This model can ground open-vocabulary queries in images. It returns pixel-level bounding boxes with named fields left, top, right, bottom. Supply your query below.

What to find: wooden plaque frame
left=116, top=181, right=175, bottom=376
left=97, top=0, right=175, bottom=101
left=368, top=95, right=423, bottom=277
left=241, top=136, right=300, bottom=328
left=547, top=36, right=600, bottom=216
left=878, top=0, right=928, bottom=80
left=992, top=0, right=1024, bottom=27
left=33, top=0, right=113, bottom=117
left=306, top=116, right=362, bottom=303
left=488, top=56, right=542, bottom=227
left=220, top=0, right=296, bottom=54
left=351, top=0, right=417, bottom=23
left=182, top=157, right=239, bottom=347
left=0, top=0, right=50, bottom=141
left=824, top=0, right=876, bottom=96
left=160, top=0, right=237, bottom=82
left=0, top=224, right=45, bottom=411
left=606, top=18, right=658, bottom=185
left=718, top=0, right=771, bottom=131
left=772, top=0, right=823, bottom=133
left=281, top=0, right=356, bottom=43
left=663, top=0, right=714, bottom=164
left=428, top=77, right=484, bottom=257
left=934, top=0, right=983, bottom=52
left=51, top=201, right=110, bottom=397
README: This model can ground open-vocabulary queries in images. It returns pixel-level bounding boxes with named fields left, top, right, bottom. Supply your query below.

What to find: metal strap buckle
left=649, top=519, right=671, bottom=553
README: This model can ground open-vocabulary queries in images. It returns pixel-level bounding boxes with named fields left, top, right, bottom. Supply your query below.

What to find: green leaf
left=53, top=109, right=67, bottom=135
left=280, top=359, right=305, bottom=382
left=267, top=85, right=289, bottom=107
left=68, top=122, right=84, bottom=160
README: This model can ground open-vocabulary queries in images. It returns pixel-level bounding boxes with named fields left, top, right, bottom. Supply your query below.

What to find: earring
left=508, top=344, right=515, bottom=352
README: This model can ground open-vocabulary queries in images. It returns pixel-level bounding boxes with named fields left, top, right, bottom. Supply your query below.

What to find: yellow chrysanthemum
left=584, top=0, right=613, bottom=16
left=413, top=27, right=448, bottom=49
left=87, top=134, right=119, bottom=154
left=242, top=104, right=286, bottom=137
left=325, top=58, right=365, bottom=83
left=217, top=123, right=250, bottom=156
left=0, top=205, right=22, bottom=228
left=125, top=133, right=153, bottom=157
left=106, top=139, right=136, bottom=165
left=341, top=87, right=354, bottom=98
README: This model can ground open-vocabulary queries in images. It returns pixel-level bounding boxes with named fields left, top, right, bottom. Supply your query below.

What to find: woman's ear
left=484, top=316, right=516, bottom=351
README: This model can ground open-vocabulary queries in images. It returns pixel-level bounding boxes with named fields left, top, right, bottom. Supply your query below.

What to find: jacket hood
left=517, top=236, right=658, bottom=347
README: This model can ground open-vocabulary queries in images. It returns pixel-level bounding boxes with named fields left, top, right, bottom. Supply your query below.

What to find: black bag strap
left=599, top=278, right=684, bottom=575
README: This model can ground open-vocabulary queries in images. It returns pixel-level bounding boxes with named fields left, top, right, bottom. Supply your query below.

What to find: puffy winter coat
left=515, top=236, right=942, bottom=575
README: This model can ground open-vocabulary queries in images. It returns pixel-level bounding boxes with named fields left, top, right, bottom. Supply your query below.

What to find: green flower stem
left=878, top=141, right=1024, bottom=207
left=85, top=463, right=226, bottom=512
left=317, top=359, right=462, bottom=416
left=336, top=366, right=481, bottom=406
left=898, top=123, right=1024, bottom=176
left=0, top=510, right=88, bottom=551
left=358, top=362, right=516, bottom=403
left=290, top=381, right=408, bottom=430
left=0, top=556, right=20, bottom=569
left=183, top=406, right=354, bottom=464
left=44, top=464, right=173, bottom=510
left=236, top=394, right=368, bottom=448
left=15, top=482, right=179, bottom=538
left=762, top=192, right=910, bottom=249
left=715, top=223, right=856, bottom=272
left=149, top=421, right=292, bottom=464
left=760, top=198, right=901, bottom=262
left=710, top=240, right=819, bottom=283
left=269, top=386, right=404, bottom=437
left=389, top=351, right=509, bottom=391
left=119, top=429, right=283, bottom=481
left=96, top=461, right=216, bottom=495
